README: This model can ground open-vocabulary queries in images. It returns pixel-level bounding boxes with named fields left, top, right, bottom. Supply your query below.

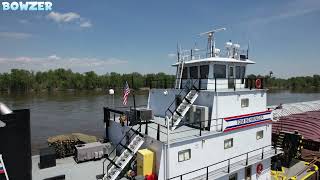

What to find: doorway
left=228, top=66, right=235, bottom=89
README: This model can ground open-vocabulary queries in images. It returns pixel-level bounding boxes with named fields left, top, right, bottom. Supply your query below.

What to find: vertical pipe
left=199, top=118, right=202, bottom=136
left=131, top=76, right=139, bottom=131
left=166, top=116, right=170, bottom=180
left=215, top=78, right=217, bottom=92
left=246, top=153, right=248, bottom=165
left=157, top=124, right=160, bottom=141
left=145, top=120, right=148, bottom=135
left=227, top=159, right=230, bottom=173
left=206, top=167, right=209, bottom=180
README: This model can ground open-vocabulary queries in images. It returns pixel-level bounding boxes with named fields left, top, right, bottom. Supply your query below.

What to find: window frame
left=178, top=149, right=191, bottom=162
left=241, top=98, right=249, bottom=108
left=189, top=66, right=199, bottom=79
left=214, top=64, right=226, bottom=78
left=236, top=66, right=241, bottom=79
left=256, top=130, right=264, bottom=140
left=224, top=138, right=233, bottom=149
left=200, top=65, right=209, bottom=79
left=182, top=67, right=188, bottom=79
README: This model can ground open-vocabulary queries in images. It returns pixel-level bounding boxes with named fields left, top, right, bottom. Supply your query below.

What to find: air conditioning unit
left=186, top=105, right=209, bottom=128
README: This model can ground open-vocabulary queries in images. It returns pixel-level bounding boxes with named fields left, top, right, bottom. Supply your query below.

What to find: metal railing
left=164, top=79, right=199, bottom=126
left=177, top=48, right=249, bottom=62
left=147, top=77, right=266, bottom=91
left=142, top=117, right=224, bottom=142
left=169, top=145, right=278, bottom=180
left=102, top=125, right=143, bottom=176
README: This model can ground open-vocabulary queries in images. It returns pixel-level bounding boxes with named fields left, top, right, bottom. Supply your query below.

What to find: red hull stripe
left=224, top=119, right=272, bottom=132
left=224, top=110, right=272, bottom=121
left=0, top=169, right=5, bottom=174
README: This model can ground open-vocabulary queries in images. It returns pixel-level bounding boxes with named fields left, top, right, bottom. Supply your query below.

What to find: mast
left=200, top=27, right=226, bottom=57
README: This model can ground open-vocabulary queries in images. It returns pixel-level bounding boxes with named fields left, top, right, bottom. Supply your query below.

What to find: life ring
left=255, top=79, right=262, bottom=89
left=256, top=163, right=263, bottom=175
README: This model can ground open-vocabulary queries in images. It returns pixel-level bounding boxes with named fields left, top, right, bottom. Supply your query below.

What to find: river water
left=1, top=90, right=320, bottom=154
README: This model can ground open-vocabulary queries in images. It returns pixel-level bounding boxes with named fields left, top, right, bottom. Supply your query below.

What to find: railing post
left=215, top=78, right=217, bottom=92
left=180, top=175, right=183, bottom=180
left=206, top=166, right=209, bottom=180
left=246, top=153, right=249, bottom=165
left=199, top=119, right=202, bottom=136
left=157, top=124, right=160, bottom=141
left=261, top=148, right=264, bottom=160
left=227, top=159, right=230, bottom=173
left=113, top=113, right=115, bottom=121
left=145, top=120, right=148, bottom=135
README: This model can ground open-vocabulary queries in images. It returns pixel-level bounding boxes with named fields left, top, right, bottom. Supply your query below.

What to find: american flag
left=122, top=81, right=130, bottom=105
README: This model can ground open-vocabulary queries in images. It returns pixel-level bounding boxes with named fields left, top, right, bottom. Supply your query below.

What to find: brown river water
left=1, top=90, right=320, bottom=155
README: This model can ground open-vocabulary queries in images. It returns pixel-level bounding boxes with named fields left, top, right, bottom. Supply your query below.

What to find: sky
left=0, top=0, right=320, bottom=78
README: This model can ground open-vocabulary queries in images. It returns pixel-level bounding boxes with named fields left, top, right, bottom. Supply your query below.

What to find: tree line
left=248, top=74, right=320, bottom=91
left=0, top=69, right=175, bottom=92
left=0, top=69, right=319, bottom=92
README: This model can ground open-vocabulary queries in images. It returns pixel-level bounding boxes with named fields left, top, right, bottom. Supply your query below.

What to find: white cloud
left=249, top=0, right=320, bottom=25
left=0, top=56, right=128, bottom=73
left=0, top=32, right=32, bottom=39
left=80, top=21, right=92, bottom=28
left=47, top=11, right=92, bottom=28
left=167, top=53, right=176, bottom=59
left=47, top=12, right=80, bottom=23
left=19, top=19, right=29, bottom=24
left=48, top=55, right=61, bottom=60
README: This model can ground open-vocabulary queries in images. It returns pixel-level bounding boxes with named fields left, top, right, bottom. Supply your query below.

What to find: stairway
left=275, top=131, right=285, bottom=149
left=168, top=89, right=199, bottom=130
left=102, top=134, right=144, bottom=180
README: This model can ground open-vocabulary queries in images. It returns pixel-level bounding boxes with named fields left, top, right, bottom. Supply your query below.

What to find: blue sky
left=0, top=0, right=319, bottom=78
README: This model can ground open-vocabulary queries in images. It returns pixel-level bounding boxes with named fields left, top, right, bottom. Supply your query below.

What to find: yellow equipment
left=137, top=149, right=155, bottom=176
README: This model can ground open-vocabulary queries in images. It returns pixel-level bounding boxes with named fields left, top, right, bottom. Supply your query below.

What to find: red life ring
left=256, top=163, right=263, bottom=175
left=255, top=79, right=262, bottom=89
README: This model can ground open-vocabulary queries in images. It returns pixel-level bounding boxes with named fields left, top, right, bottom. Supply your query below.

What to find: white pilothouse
left=104, top=28, right=280, bottom=180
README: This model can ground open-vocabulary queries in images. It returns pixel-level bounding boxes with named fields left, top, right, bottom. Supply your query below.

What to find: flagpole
left=131, top=76, right=139, bottom=131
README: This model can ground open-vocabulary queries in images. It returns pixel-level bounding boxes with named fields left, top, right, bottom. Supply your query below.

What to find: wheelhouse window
left=236, top=66, right=241, bottom=79
left=241, top=98, right=249, bottom=108
left=240, top=66, right=246, bottom=78
left=236, top=66, right=246, bottom=79
left=178, top=149, right=191, bottom=162
left=200, top=65, right=209, bottom=79
left=224, top=138, right=233, bottom=149
left=189, top=66, right=198, bottom=79
left=229, top=66, right=234, bottom=77
left=214, top=64, right=226, bottom=78
left=182, top=67, right=188, bottom=79
left=256, top=130, right=264, bottom=140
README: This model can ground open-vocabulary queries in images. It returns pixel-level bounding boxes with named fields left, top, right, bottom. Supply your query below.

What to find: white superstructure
left=106, top=28, right=280, bottom=180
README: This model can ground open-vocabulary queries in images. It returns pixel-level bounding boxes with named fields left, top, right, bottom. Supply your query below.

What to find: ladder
left=166, top=80, right=199, bottom=130
left=102, top=130, right=144, bottom=180
left=175, top=60, right=185, bottom=89
left=0, top=154, right=9, bottom=180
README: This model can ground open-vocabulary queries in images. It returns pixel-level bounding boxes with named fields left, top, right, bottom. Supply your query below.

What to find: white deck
left=32, top=154, right=114, bottom=180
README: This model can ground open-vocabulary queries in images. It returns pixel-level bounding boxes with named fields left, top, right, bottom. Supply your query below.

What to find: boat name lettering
left=237, top=115, right=264, bottom=125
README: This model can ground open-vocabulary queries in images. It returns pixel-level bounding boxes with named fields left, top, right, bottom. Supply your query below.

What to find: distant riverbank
left=1, top=90, right=320, bottom=154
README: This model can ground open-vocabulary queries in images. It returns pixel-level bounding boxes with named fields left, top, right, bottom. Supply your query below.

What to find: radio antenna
left=200, top=27, right=226, bottom=57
